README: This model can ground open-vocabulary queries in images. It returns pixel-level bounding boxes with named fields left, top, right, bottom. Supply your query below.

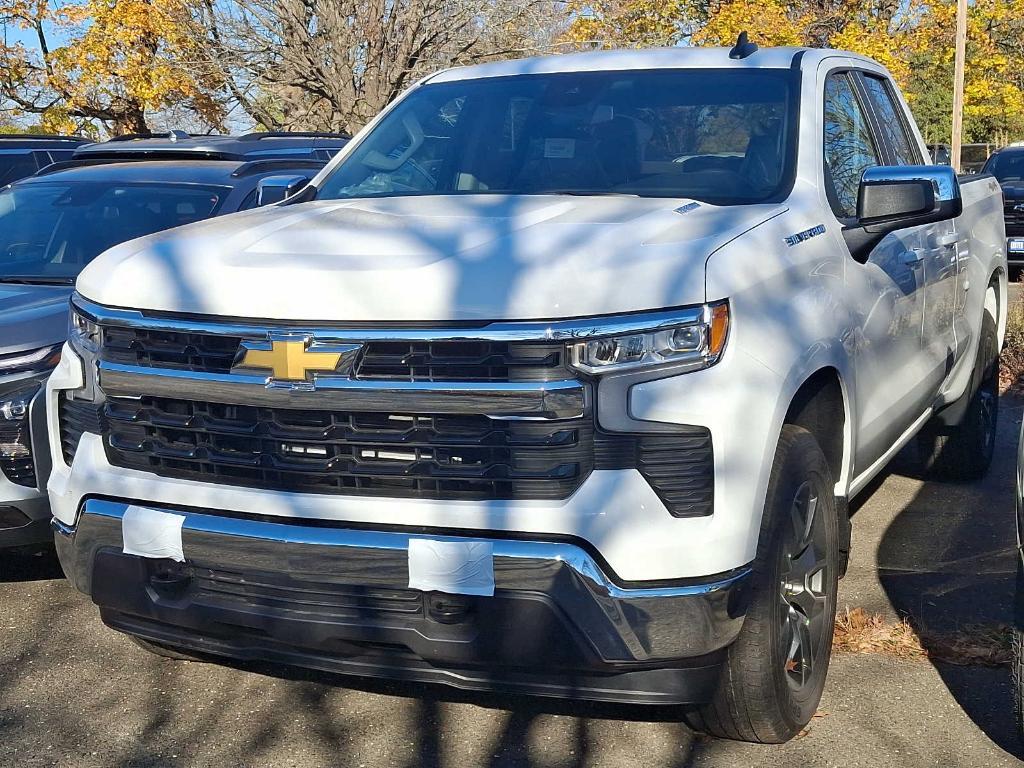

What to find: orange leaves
left=691, top=0, right=805, bottom=48
left=562, top=0, right=689, bottom=48
left=1, top=0, right=224, bottom=132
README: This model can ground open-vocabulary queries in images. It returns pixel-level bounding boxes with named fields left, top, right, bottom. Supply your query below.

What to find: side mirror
left=843, top=165, right=962, bottom=263
left=256, top=175, right=310, bottom=207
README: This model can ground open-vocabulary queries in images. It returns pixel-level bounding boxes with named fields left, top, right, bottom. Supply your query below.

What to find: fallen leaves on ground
left=832, top=607, right=1012, bottom=667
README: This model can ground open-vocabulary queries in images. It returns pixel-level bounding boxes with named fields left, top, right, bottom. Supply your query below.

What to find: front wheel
left=686, top=425, right=839, bottom=743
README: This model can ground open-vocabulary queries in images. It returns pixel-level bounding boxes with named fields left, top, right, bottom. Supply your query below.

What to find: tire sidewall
left=756, top=427, right=840, bottom=733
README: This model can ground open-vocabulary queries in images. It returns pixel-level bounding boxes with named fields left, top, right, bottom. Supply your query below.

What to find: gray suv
left=0, top=131, right=348, bottom=548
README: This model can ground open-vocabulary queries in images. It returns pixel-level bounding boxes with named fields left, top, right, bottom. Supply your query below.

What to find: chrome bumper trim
left=73, top=295, right=704, bottom=343
left=56, top=498, right=751, bottom=662
left=98, top=362, right=587, bottom=419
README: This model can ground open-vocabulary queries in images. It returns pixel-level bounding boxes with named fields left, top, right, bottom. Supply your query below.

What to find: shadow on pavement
left=873, top=392, right=1023, bottom=760
left=0, top=546, right=63, bottom=584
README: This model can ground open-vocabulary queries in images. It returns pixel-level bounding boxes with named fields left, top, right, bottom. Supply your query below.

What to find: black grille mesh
left=1005, top=199, right=1024, bottom=236
left=58, top=395, right=106, bottom=465
left=60, top=395, right=713, bottom=514
left=99, top=396, right=594, bottom=501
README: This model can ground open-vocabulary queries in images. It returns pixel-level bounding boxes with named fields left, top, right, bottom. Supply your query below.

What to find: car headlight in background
left=0, top=343, right=62, bottom=377
left=0, top=342, right=65, bottom=488
left=568, top=302, right=730, bottom=375
left=0, top=378, right=47, bottom=488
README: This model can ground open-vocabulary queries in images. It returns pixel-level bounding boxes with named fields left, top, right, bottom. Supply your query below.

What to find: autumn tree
left=0, top=0, right=228, bottom=134
left=563, top=0, right=1024, bottom=144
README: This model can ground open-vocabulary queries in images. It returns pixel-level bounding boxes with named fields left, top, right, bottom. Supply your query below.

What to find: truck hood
left=0, top=283, right=72, bottom=354
left=77, top=195, right=784, bottom=322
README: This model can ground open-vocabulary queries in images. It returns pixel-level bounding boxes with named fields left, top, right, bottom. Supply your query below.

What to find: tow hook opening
left=426, top=592, right=475, bottom=624
left=148, top=561, right=193, bottom=598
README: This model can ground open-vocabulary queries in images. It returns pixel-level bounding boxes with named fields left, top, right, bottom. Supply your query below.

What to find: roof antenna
left=729, top=31, right=759, bottom=60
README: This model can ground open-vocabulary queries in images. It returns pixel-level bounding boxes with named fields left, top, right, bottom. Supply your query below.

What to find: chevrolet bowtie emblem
left=233, top=337, right=360, bottom=382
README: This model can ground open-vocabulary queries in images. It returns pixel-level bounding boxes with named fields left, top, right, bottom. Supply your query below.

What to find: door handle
left=931, top=232, right=966, bottom=248
left=901, top=249, right=924, bottom=265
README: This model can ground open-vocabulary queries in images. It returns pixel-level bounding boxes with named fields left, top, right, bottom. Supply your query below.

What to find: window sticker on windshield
left=544, top=138, right=576, bottom=159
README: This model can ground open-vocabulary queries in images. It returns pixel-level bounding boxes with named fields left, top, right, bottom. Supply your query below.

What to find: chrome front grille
left=66, top=298, right=715, bottom=514
left=100, top=327, right=570, bottom=383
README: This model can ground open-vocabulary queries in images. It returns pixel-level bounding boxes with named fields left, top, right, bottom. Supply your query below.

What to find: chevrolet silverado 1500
left=47, top=44, right=1006, bottom=743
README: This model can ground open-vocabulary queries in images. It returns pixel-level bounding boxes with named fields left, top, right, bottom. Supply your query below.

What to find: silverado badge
left=232, top=336, right=361, bottom=382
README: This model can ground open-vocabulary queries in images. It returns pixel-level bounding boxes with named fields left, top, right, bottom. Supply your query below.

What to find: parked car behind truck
left=48, top=46, right=1006, bottom=743
left=0, top=134, right=88, bottom=187
left=0, top=132, right=347, bottom=550
left=982, top=146, right=1024, bottom=267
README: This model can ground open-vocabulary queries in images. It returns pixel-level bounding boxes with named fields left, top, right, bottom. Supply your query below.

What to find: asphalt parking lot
left=3, top=397, right=1024, bottom=767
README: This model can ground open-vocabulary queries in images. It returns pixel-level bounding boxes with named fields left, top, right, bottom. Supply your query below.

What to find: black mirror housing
left=843, top=165, right=962, bottom=263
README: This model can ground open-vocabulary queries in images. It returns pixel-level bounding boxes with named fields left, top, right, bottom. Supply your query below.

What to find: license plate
left=1009, top=238, right=1024, bottom=254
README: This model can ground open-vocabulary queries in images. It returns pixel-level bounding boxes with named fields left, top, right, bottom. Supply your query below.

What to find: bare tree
left=192, top=0, right=567, bottom=134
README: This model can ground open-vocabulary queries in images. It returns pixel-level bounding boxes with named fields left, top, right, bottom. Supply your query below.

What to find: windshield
left=985, top=152, right=1024, bottom=184
left=0, top=181, right=227, bottom=283
left=315, top=68, right=797, bottom=204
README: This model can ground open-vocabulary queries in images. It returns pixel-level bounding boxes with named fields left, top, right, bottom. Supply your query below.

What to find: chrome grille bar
left=98, top=361, right=587, bottom=419
left=73, top=295, right=704, bottom=343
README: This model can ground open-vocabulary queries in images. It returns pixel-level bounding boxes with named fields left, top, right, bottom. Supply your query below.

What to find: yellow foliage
left=0, top=0, right=223, bottom=132
left=566, top=0, right=1024, bottom=142
left=563, top=0, right=688, bottom=47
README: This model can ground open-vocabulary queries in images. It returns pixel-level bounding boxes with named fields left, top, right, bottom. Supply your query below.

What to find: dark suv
left=982, top=146, right=1024, bottom=265
left=0, top=134, right=89, bottom=187
left=0, top=131, right=348, bottom=549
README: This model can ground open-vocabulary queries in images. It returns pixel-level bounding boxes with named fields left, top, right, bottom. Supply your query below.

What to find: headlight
left=0, top=344, right=62, bottom=376
left=0, top=380, right=42, bottom=459
left=568, top=302, right=730, bottom=375
left=69, top=305, right=103, bottom=354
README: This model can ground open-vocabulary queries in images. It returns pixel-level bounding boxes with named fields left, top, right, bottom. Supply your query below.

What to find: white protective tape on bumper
left=407, top=539, right=495, bottom=596
left=121, top=505, right=186, bottom=562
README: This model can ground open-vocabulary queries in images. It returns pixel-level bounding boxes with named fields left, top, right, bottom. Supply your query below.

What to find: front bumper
left=56, top=498, right=751, bottom=705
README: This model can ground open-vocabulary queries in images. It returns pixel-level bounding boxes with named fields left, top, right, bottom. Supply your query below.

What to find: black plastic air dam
left=91, top=549, right=726, bottom=705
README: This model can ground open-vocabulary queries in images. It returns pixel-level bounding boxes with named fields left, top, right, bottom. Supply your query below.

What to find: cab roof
left=426, top=46, right=885, bottom=83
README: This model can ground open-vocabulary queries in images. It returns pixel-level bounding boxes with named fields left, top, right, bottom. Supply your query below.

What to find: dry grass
left=832, top=607, right=1012, bottom=667
left=1001, top=283, right=1024, bottom=393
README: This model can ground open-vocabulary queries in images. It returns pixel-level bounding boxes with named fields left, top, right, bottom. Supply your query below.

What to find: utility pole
left=950, top=0, right=968, bottom=172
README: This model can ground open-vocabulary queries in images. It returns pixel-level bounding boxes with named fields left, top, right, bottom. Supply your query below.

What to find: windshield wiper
left=0, top=276, right=75, bottom=286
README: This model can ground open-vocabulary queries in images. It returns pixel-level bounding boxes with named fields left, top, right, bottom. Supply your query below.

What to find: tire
left=918, top=311, right=999, bottom=481
left=686, top=425, right=839, bottom=743
left=130, top=635, right=208, bottom=662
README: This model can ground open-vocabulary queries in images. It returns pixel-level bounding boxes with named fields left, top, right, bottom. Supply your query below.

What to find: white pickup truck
left=47, top=43, right=1006, bottom=743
